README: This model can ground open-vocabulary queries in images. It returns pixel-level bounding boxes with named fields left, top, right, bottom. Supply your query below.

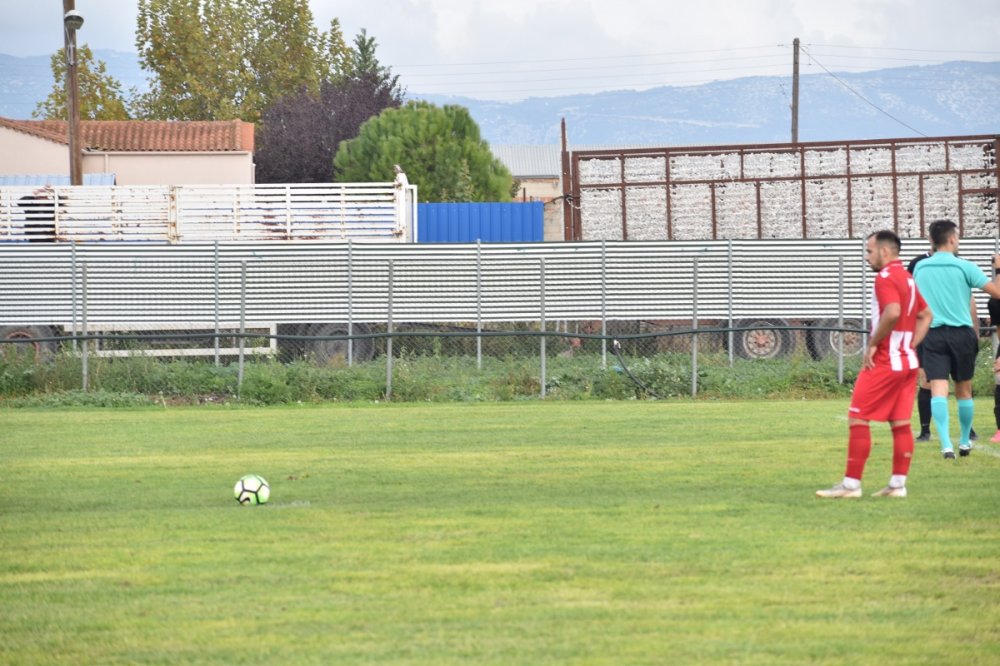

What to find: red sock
left=891, top=423, right=914, bottom=477
left=845, top=423, right=871, bottom=480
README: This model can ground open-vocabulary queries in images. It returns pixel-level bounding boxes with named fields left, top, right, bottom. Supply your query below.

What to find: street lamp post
left=63, top=0, right=84, bottom=185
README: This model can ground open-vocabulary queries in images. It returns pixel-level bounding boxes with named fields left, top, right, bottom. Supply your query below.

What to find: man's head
left=928, top=219, right=959, bottom=251
left=866, top=229, right=901, bottom=272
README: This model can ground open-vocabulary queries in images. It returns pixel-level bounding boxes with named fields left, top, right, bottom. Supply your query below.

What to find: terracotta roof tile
left=0, top=117, right=254, bottom=152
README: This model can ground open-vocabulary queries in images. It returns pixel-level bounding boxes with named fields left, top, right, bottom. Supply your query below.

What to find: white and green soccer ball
left=234, top=474, right=270, bottom=505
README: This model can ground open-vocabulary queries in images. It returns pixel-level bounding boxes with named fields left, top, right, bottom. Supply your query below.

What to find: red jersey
left=870, top=259, right=926, bottom=371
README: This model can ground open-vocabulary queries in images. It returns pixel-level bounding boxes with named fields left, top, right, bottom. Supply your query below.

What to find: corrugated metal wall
left=9, top=238, right=1000, bottom=328
left=417, top=202, right=543, bottom=242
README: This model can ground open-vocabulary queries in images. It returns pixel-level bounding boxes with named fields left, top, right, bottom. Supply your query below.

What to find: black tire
left=276, top=324, right=310, bottom=362
left=0, top=325, right=58, bottom=362
left=731, top=318, right=795, bottom=360
left=309, top=322, right=374, bottom=366
left=807, top=318, right=865, bottom=360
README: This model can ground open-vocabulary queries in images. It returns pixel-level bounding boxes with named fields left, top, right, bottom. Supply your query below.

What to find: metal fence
left=3, top=238, right=1000, bottom=398
left=0, top=180, right=418, bottom=243
left=566, top=134, right=999, bottom=241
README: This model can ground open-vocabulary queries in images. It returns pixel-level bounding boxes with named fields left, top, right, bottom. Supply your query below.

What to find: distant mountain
left=416, top=61, right=1000, bottom=146
left=2, top=50, right=997, bottom=146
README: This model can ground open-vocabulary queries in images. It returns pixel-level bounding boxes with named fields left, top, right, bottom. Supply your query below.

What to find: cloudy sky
left=2, top=0, right=998, bottom=100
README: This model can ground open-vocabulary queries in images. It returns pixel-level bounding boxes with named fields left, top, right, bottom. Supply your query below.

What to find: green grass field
left=3, top=400, right=999, bottom=665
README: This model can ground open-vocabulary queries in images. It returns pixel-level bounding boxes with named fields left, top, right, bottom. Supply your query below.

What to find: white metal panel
left=0, top=180, right=413, bottom=243
left=7, top=238, right=987, bottom=328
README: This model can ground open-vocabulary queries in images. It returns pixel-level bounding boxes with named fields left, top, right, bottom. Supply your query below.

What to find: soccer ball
left=234, top=474, right=270, bottom=505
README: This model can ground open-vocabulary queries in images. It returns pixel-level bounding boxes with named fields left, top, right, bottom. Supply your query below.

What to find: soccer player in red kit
left=817, top=230, right=932, bottom=498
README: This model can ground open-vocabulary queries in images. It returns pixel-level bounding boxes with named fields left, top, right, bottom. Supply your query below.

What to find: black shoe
left=943, top=450, right=956, bottom=460
left=969, top=429, right=979, bottom=441
left=916, top=431, right=932, bottom=442
left=959, top=446, right=972, bottom=457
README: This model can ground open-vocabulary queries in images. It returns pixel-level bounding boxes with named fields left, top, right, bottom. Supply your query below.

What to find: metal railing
left=0, top=179, right=418, bottom=243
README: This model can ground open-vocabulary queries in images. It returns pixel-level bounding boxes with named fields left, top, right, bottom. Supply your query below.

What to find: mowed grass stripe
left=1, top=401, right=998, bottom=665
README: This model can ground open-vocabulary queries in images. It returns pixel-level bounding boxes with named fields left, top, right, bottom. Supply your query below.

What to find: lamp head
left=64, top=10, right=84, bottom=31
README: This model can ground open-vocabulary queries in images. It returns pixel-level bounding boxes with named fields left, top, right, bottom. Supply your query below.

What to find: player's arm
left=913, top=304, right=932, bottom=350
left=982, top=254, right=1000, bottom=299
left=864, top=301, right=901, bottom=368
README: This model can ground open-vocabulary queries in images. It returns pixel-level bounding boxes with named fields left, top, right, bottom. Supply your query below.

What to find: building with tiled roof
left=0, top=117, right=255, bottom=185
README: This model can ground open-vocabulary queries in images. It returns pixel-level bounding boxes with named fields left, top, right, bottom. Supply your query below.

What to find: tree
left=255, top=20, right=403, bottom=183
left=322, top=18, right=354, bottom=82
left=33, top=44, right=129, bottom=120
left=333, top=101, right=513, bottom=203
left=256, top=73, right=403, bottom=183
left=133, top=0, right=339, bottom=122
left=349, top=29, right=401, bottom=96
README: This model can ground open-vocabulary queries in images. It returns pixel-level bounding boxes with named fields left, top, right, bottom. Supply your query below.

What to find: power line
left=807, top=43, right=1000, bottom=55
left=404, top=62, right=795, bottom=88
left=798, top=45, right=927, bottom=137
left=395, top=45, right=783, bottom=69
left=400, top=54, right=789, bottom=80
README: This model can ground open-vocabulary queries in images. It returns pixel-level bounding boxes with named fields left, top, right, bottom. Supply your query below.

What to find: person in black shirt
left=17, top=187, right=57, bottom=242
left=988, top=298, right=1000, bottom=443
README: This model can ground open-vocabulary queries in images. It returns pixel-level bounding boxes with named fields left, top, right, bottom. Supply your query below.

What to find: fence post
left=81, top=262, right=88, bottom=392
left=386, top=260, right=394, bottom=401
left=213, top=240, right=220, bottom=366
left=540, top=258, right=546, bottom=398
left=476, top=239, right=482, bottom=370
left=237, top=261, right=247, bottom=397
left=601, top=239, right=607, bottom=369
left=988, top=236, right=1000, bottom=364
left=347, top=239, right=353, bottom=366
left=838, top=256, right=845, bottom=384
left=727, top=239, right=734, bottom=367
left=861, top=239, right=869, bottom=349
left=70, top=241, right=78, bottom=354
left=692, top=257, right=699, bottom=398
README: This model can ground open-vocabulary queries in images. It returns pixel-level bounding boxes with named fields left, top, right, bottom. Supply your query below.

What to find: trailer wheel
left=731, top=319, right=794, bottom=360
left=309, top=323, right=374, bottom=366
left=808, top=319, right=865, bottom=360
left=0, top=325, right=58, bottom=362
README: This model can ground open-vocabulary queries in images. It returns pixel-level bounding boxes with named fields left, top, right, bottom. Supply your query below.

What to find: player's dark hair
left=928, top=219, right=957, bottom=249
left=869, top=229, right=901, bottom=255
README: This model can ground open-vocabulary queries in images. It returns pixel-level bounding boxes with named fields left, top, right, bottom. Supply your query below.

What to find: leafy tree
left=256, top=73, right=403, bottom=183
left=349, top=29, right=401, bottom=96
left=255, top=21, right=403, bottom=183
left=133, top=0, right=338, bottom=122
left=33, top=44, right=129, bottom=120
left=322, top=18, right=354, bottom=81
left=333, top=101, right=513, bottom=202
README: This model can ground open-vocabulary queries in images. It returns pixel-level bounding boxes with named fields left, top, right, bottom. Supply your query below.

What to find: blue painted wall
left=418, top=202, right=543, bottom=242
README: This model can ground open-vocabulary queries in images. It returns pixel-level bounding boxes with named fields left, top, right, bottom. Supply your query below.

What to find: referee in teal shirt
left=913, top=219, right=1000, bottom=459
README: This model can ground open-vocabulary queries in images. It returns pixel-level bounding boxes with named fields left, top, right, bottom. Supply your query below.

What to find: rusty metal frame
left=568, top=134, right=1000, bottom=240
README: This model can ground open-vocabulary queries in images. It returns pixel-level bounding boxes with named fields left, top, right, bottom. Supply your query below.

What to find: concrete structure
left=0, top=117, right=255, bottom=185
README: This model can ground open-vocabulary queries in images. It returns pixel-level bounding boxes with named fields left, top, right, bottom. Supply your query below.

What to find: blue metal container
left=418, top=202, right=543, bottom=242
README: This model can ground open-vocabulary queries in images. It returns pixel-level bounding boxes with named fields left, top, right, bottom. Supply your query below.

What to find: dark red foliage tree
left=256, top=73, right=403, bottom=183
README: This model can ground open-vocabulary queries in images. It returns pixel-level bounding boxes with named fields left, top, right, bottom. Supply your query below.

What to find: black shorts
left=921, top=325, right=979, bottom=382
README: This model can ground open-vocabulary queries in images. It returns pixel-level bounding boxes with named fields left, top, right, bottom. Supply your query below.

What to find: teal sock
left=931, top=396, right=952, bottom=451
left=958, top=399, right=974, bottom=446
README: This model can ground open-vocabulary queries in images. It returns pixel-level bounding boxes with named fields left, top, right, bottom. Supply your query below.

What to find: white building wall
left=1, top=129, right=255, bottom=185
left=0, top=128, right=70, bottom=175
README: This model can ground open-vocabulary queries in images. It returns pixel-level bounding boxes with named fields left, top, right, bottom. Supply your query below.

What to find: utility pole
left=560, top=118, right=573, bottom=240
left=791, top=37, right=800, bottom=144
left=63, top=0, right=84, bottom=185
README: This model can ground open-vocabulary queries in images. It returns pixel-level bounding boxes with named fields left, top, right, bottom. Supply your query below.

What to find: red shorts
left=848, top=365, right=918, bottom=422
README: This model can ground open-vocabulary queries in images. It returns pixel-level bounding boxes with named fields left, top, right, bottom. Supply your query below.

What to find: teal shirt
left=912, top=251, right=989, bottom=328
